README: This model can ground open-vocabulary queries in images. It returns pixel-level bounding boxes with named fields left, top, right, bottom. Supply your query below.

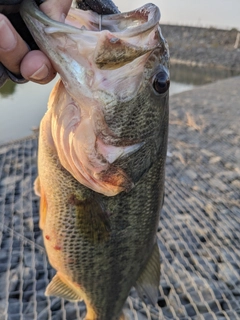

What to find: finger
left=40, top=0, right=72, bottom=22
left=0, top=14, right=29, bottom=75
left=20, top=50, right=57, bottom=84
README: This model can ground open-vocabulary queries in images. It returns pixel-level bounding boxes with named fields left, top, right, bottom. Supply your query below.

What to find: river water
left=1, top=63, right=237, bottom=145
left=0, top=77, right=194, bottom=145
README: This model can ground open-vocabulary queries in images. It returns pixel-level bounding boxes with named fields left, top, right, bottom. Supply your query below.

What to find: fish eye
left=153, top=70, right=170, bottom=94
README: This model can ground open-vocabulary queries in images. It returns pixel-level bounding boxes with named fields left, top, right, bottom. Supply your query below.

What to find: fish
left=20, top=0, right=170, bottom=319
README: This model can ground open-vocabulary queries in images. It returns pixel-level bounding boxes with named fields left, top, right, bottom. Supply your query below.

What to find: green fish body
left=21, top=0, right=170, bottom=319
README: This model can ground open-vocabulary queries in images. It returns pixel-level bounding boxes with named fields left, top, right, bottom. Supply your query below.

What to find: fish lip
left=101, top=3, right=161, bottom=37
left=20, top=0, right=161, bottom=37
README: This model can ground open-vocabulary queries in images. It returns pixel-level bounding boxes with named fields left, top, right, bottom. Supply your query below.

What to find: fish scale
left=38, top=107, right=168, bottom=318
left=20, top=0, right=170, bottom=319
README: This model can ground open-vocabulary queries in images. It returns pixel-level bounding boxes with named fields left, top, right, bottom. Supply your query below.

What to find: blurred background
left=120, top=0, right=240, bottom=30
left=0, top=0, right=240, bottom=144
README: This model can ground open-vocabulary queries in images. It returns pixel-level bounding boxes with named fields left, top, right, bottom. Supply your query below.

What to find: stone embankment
left=161, top=25, right=240, bottom=71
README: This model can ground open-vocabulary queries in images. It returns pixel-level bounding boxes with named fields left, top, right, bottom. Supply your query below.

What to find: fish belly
left=37, top=111, right=166, bottom=319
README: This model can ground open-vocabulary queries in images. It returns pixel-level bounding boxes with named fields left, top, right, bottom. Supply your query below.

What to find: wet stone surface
left=0, top=77, right=240, bottom=319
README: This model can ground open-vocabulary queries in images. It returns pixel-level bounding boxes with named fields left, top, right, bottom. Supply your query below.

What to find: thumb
left=39, top=0, right=72, bottom=22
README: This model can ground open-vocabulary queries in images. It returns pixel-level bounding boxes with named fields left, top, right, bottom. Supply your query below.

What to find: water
left=2, top=62, right=237, bottom=145
left=0, top=77, right=192, bottom=145
left=119, top=0, right=240, bottom=30
left=0, top=80, right=55, bottom=145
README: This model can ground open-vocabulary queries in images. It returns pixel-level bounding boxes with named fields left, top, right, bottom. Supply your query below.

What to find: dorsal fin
left=135, top=243, right=160, bottom=305
left=45, top=274, right=81, bottom=301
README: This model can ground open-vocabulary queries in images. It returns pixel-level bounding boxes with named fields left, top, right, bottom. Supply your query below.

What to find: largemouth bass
left=20, top=0, right=170, bottom=319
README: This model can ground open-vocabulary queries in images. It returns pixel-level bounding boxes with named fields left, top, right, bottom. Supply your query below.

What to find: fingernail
left=29, top=64, right=49, bottom=81
left=0, top=20, right=17, bottom=51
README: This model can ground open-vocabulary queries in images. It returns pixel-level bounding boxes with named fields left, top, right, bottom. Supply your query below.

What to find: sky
left=117, top=0, right=240, bottom=30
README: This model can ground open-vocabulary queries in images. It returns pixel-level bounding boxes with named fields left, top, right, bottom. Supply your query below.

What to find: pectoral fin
left=34, top=176, right=48, bottom=230
left=39, top=186, right=48, bottom=230
left=98, top=165, right=133, bottom=194
left=34, top=176, right=41, bottom=196
left=135, top=243, right=160, bottom=305
left=45, top=274, right=82, bottom=301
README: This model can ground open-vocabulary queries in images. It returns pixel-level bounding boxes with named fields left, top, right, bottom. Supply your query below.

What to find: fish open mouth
left=20, top=0, right=160, bottom=38
left=67, top=3, right=160, bottom=37
left=20, top=0, right=163, bottom=73
left=20, top=0, right=164, bottom=95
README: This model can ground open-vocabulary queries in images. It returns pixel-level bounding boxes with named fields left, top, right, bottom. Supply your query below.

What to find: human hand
left=0, top=0, right=72, bottom=85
